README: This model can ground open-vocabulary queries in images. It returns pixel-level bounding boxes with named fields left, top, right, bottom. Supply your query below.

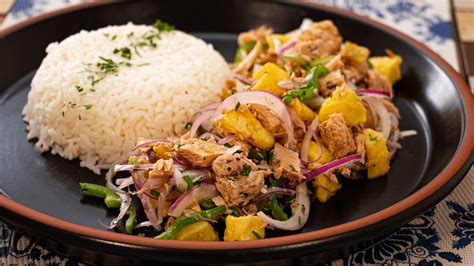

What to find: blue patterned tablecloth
left=0, top=0, right=472, bottom=265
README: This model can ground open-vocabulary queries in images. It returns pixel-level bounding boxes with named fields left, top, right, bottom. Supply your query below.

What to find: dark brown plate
left=0, top=1, right=472, bottom=264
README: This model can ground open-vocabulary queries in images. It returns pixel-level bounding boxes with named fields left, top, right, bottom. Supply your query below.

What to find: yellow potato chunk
left=214, top=109, right=275, bottom=150
left=308, top=141, right=334, bottom=165
left=341, top=41, right=370, bottom=65
left=313, top=175, right=341, bottom=193
left=363, top=129, right=390, bottom=179
left=318, top=85, right=367, bottom=126
left=369, top=54, right=403, bottom=84
left=224, top=215, right=265, bottom=241
left=250, top=63, right=289, bottom=96
left=315, top=186, right=335, bottom=203
left=288, top=99, right=316, bottom=122
left=174, top=221, right=219, bottom=241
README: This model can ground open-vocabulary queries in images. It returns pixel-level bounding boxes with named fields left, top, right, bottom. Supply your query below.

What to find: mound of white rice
left=23, top=23, right=232, bottom=174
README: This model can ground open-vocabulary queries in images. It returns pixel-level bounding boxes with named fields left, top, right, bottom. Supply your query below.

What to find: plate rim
left=0, top=0, right=473, bottom=251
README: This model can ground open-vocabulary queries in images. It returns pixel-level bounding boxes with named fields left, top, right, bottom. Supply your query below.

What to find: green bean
left=156, top=205, right=226, bottom=240
left=269, top=195, right=288, bottom=221
left=125, top=207, right=137, bottom=235
left=79, top=183, right=121, bottom=208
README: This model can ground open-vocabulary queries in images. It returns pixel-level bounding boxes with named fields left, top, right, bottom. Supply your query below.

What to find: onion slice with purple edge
left=254, top=187, right=296, bottom=202
left=190, top=110, right=215, bottom=138
left=277, top=40, right=296, bottom=56
left=300, top=114, right=319, bottom=163
left=116, top=176, right=134, bottom=190
left=224, top=145, right=241, bottom=155
left=132, top=139, right=169, bottom=151
left=400, top=130, right=417, bottom=138
left=303, top=153, right=362, bottom=181
left=356, top=89, right=391, bottom=98
left=173, top=164, right=187, bottom=192
left=217, top=135, right=236, bottom=145
left=114, top=163, right=154, bottom=172
left=363, top=97, right=392, bottom=139
left=168, top=183, right=219, bottom=217
left=212, top=91, right=295, bottom=148
left=131, top=170, right=164, bottom=231
left=257, top=184, right=309, bottom=230
left=103, top=167, right=132, bottom=230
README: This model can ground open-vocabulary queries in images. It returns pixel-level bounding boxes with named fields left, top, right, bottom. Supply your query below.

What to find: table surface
left=0, top=0, right=473, bottom=265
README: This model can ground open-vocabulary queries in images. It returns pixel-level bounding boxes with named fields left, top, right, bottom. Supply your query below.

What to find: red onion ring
left=167, top=183, right=219, bottom=217
left=300, top=115, right=319, bottom=162
left=217, top=135, right=236, bottom=145
left=357, top=88, right=391, bottom=98
left=303, top=153, right=362, bottom=181
left=277, top=40, right=296, bottom=56
left=190, top=110, right=215, bottom=138
left=254, top=187, right=296, bottom=202
left=114, top=164, right=154, bottom=172
left=132, top=139, right=169, bottom=151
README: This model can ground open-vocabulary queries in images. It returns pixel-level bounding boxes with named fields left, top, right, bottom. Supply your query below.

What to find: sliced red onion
left=364, top=97, right=391, bottom=138
left=172, top=151, right=190, bottom=167
left=217, top=135, right=236, bottom=145
left=116, top=176, right=134, bottom=190
left=114, top=163, right=154, bottom=172
left=173, top=165, right=187, bottom=192
left=224, top=145, right=241, bottom=155
left=303, top=153, right=362, bottom=181
left=387, top=141, right=402, bottom=149
left=277, top=40, right=296, bottom=56
left=233, top=73, right=254, bottom=85
left=132, top=139, right=169, bottom=151
left=257, top=162, right=272, bottom=170
left=134, top=221, right=153, bottom=229
left=257, top=183, right=309, bottom=230
left=303, top=95, right=325, bottom=109
left=347, top=80, right=358, bottom=90
left=190, top=110, right=215, bottom=138
left=137, top=177, right=169, bottom=195
left=300, top=115, right=319, bottom=162
left=199, top=102, right=221, bottom=113
left=168, top=183, right=219, bottom=217
left=400, top=130, right=417, bottom=138
left=200, top=132, right=221, bottom=142
left=212, top=91, right=295, bottom=148
left=254, top=187, right=296, bottom=202
left=104, top=168, right=132, bottom=230
left=357, top=89, right=391, bottom=98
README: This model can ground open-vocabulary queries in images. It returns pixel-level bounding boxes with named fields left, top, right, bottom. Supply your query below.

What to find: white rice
left=22, top=23, right=232, bottom=174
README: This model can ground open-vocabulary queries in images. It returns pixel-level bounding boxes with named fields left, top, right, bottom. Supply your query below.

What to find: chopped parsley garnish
left=154, top=19, right=176, bottom=32
left=248, top=148, right=265, bottom=163
left=301, top=204, right=306, bottom=215
left=83, top=104, right=93, bottom=110
left=184, top=122, right=192, bottom=131
left=224, top=143, right=233, bottom=148
left=150, top=190, right=160, bottom=197
left=183, top=175, right=193, bottom=189
left=111, top=35, right=117, bottom=41
left=282, top=65, right=329, bottom=103
left=234, top=101, right=241, bottom=111
left=298, top=216, right=302, bottom=225
left=113, top=47, right=132, bottom=60
left=230, top=206, right=242, bottom=217
left=267, top=149, right=274, bottom=162
left=241, top=164, right=251, bottom=176
left=252, top=231, right=263, bottom=239
left=193, top=175, right=205, bottom=185
left=75, top=85, right=84, bottom=93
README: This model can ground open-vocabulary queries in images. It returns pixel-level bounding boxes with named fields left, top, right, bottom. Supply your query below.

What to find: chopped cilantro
left=298, top=216, right=302, bottom=225
left=150, top=190, right=160, bottom=197
left=234, top=101, right=241, bottom=111
left=193, top=175, right=205, bottom=185
left=130, top=157, right=140, bottom=165
left=282, top=65, right=329, bottom=103
left=367, top=59, right=374, bottom=69
left=248, top=148, right=265, bottom=163
left=75, top=85, right=84, bottom=93
left=83, top=104, right=93, bottom=110
left=230, top=206, right=242, bottom=217
left=241, top=164, right=251, bottom=176
left=111, top=35, right=117, bottom=41
left=113, top=47, right=132, bottom=60
left=301, top=204, right=306, bottom=215
left=154, top=19, right=175, bottom=32
left=224, top=143, right=233, bottom=148
left=267, top=149, right=274, bottom=162
left=198, top=198, right=216, bottom=210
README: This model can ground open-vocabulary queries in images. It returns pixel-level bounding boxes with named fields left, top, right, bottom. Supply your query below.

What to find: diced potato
left=174, top=221, right=219, bottom=241
left=266, top=34, right=290, bottom=52
left=313, top=175, right=341, bottom=193
left=214, top=109, right=275, bottom=150
left=341, top=41, right=370, bottom=65
left=369, top=54, right=402, bottom=84
left=363, top=129, right=390, bottom=179
left=288, top=99, right=315, bottom=122
left=224, top=215, right=265, bottom=241
left=318, top=85, right=367, bottom=126
left=308, top=141, right=334, bottom=165
left=315, top=186, right=335, bottom=203
left=250, top=63, right=289, bottom=96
